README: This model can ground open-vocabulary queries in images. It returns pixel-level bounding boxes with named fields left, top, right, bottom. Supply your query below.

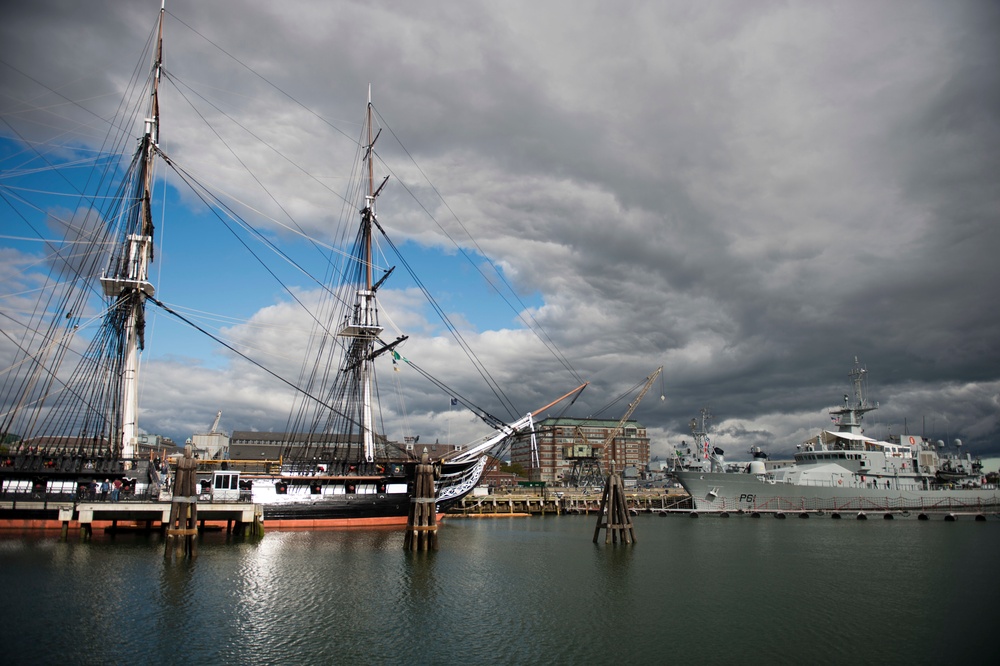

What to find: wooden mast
left=116, top=0, right=164, bottom=459
left=360, top=87, right=378, bottom=462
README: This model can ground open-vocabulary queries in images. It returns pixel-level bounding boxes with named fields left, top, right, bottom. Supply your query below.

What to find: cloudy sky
left=2, top=0, right=999, bottom=463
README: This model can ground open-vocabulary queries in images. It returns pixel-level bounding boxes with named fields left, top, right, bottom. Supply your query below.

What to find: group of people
left=88, top=478, right=125, bottom=501
left=63, top=449, right=191, bottom=502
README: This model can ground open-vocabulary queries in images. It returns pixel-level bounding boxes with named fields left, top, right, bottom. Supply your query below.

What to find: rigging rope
left=144, top=294, right=357, bottom=428
left=372, top=105, right=585, bottom=388
left=158, top=17, right=584, bottom=421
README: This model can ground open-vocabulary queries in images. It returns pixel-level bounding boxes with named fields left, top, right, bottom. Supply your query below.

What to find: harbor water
left=2, top=514, right=998, bottom=665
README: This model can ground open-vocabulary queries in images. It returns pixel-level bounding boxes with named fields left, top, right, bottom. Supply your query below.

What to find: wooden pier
left=449, top=490, right=692, bottom=517
left=446, top=494, right=997, bottom=522
left=0, top=497, right=263, bottom=537
left=660, top=507, right=998, bottom=521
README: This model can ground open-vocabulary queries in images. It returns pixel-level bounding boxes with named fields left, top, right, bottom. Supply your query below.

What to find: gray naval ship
left=674, top=360, right=1000, bottom=513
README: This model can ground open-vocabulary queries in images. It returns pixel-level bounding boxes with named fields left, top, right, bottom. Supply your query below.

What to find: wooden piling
left=164, top=498, right=198, bottom=559
left=165, top=444, right=200, bottom=561
left=404, top=452, right=439, bottom=551
left=593, top=463, right=636, bottom=544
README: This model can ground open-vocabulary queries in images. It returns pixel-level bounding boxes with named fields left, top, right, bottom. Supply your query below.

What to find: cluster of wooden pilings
left=593, top=468, right=636, bottom=544
left=404, top=454, right=438, bottom=551
left=164, top=497, right=198, bottom=560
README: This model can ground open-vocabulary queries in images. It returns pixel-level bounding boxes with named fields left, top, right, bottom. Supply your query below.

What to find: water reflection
left=2, top=515, right=999, bottom=664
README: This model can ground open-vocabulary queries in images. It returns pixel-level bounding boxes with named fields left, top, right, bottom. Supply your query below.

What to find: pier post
left=404, top=451, right=439, bottom=551
left=58, top=506, right=73, bottom=540
left=593, top=462, right=636, bottom=545
left=165, top=445, right=199, bottom=560
left=165, top=499, right=199, bottom=559
left=77, top=507, right=93, bottom=540
left=250, top=505, right=265, bottom=537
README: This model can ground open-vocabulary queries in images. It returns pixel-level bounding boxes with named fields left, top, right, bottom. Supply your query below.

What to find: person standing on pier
left=100, top=479, right=109, bottom=501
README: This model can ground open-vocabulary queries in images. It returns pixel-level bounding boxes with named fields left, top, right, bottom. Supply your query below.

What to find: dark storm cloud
left=2, top=1, right=998, bottom=461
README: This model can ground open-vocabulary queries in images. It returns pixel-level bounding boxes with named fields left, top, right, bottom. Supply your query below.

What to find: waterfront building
left=2, top=432, right=176, bottom=459
left=186, top=412, right=229, bottom=460
left=135, top=433, right=178, bottom=460
left=510, top=417, right=651, bottom=486
left=479, top=455, right=517, bottom=489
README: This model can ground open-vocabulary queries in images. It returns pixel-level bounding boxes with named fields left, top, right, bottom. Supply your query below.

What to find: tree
left=500, top=462, right=526, bottom=478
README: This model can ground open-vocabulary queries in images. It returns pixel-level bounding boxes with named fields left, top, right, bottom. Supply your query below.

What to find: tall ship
left=674, top=360, right=999, bottom=513
left=0, top=4, right=583, bottom=526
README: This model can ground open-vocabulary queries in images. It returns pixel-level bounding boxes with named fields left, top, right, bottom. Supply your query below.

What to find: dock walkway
left=0, top=493, right=262, bottom=535
left=672, top=507, right=999, bottom=521
left=450, top=490, right=692, bottom=516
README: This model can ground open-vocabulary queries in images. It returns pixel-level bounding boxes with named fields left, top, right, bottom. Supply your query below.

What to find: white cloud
left=2, top=0, right=999, bottom=464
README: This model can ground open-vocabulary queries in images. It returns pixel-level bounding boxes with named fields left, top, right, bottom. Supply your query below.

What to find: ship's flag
left=450, top=397, right=459, bottom=406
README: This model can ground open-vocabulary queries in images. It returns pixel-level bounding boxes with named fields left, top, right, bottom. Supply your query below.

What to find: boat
left=668, top=407, right=759, bottom=476
left=0, top=4, right=584, bottom=526
left=670, top=408, right=725, bottom=474
left=674, top=360, right=1000, bottom=514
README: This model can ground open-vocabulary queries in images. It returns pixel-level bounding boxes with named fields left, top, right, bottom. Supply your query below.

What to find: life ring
left=838, top=479, right=843, bottom=485
left=908, top=436, right=915, bottom=445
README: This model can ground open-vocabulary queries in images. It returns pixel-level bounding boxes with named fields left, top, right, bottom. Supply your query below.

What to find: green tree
left=500, top=462, right=526, bottom=478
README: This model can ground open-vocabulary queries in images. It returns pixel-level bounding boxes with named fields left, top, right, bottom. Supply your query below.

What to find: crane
left=208, top=410, right=222, bottom=434
left=565, top=366, right=664, bottom=487
left=604, top=366, right=663, bottom=464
